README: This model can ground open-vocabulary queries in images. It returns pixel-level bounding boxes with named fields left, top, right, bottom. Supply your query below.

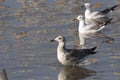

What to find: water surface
left=0, top=0, right=120, bottom=80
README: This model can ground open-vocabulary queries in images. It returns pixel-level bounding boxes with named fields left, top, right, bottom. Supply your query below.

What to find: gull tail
left=99, top=5, right=118, bottom=14
left=104, top=18, right=113, bottom=25
left=110, top=5, right=118, bottom=11
left=95, top=18, right=113, bottom=32
left=96, top=26, right=105, bottom=32
left=90, top=47, right=97, bottom=54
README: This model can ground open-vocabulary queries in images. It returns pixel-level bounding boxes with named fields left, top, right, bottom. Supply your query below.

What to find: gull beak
left=72, top=18, right=78, bottom=21
left=81, top=5, right=85, bottom=8
left=50, top=39, right=55, bottom=42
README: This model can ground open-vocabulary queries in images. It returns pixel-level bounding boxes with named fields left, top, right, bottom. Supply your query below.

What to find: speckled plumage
left=50, top=36, right=97, bottom=66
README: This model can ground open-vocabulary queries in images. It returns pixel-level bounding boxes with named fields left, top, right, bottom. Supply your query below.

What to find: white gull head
left=76, top=15, right=84, bottom=21
left=84, top=3, right=91, bottom=8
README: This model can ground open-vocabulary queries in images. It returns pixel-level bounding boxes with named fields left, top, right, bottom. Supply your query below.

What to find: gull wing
left=98, top=5, right=117, bottom=15
left=65, top=47, right=97, bottom=63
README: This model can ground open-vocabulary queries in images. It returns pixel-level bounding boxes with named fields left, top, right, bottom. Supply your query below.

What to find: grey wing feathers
left=66, top=47, right=97, bottom=62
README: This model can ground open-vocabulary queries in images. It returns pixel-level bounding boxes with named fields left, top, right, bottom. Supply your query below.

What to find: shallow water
left=0, top=0, right=120, bottom=80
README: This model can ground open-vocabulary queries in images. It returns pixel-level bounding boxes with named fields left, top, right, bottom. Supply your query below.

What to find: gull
left=76, top=15, right=112, bottom=34
left=76, top=15, right=112, bottom=45
left=50, top=36, right=97, bottom=66
left=0, top=69, right=8, bottom=80
left=84, top=3, right=117, bottom=24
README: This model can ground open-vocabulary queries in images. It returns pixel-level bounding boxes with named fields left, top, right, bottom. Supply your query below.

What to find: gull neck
left=79, top=19, right=85, bottom=30
left=85, top=7, right=91, bottom=18
left=57, top=41, right=66, bottom=52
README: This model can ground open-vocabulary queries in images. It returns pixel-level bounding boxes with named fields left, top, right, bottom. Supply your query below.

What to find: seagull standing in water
left=76, top=15, right=112, bottom=34
left=84, top=3, right=117, bottom=24
left=50, top=36, right=97, bottom=66
left=76, top=15, right=112, bottom=45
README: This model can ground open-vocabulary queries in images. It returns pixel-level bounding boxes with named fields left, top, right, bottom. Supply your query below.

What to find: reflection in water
left=58, top=66, right=96, bottom=80
left=79, top=33, right=95, bottom=45
left=79, top=31, right=114, bottom=45
left=98, top=32, right=114, bottom=43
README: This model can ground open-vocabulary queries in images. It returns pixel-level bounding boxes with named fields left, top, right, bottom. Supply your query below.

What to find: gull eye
left=80, top=16, right=82, bottom=19
left=58, top=38, right=61, bottom=40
